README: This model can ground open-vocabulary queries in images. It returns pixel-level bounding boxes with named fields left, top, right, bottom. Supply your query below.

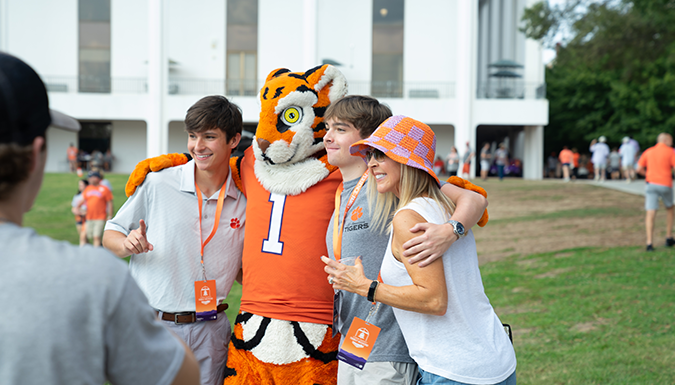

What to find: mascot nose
left=257, top=138, right=271, bottom=153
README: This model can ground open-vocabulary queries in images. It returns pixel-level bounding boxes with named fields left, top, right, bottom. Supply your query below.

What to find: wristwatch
left=447, top=220, right=466, bottom=239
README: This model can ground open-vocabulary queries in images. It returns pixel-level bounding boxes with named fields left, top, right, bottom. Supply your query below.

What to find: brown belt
left=157, top=303, right=229, bottom=324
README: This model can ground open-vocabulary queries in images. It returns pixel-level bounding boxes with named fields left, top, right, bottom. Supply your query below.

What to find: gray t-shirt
left=0, top=223, right=185, bottom=385
left=326, top=177, right=414, bottom=363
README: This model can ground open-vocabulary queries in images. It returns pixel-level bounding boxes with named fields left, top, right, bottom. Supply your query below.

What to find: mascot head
left=252, top=65, right=348, bottom=195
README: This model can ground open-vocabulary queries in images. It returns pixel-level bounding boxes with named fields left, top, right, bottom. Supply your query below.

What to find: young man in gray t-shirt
left=0, top=52, right=199, bottom=385
left=321, top=95, right=488, bottom=384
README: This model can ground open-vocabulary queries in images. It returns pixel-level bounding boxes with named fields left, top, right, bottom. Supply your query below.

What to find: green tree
left=522, top=0, right=675, bottom=154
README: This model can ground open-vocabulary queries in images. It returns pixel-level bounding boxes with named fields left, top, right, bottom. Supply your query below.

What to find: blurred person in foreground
left=0, top=52, right=199, bottom=384
left=323, top=116, right=516, bottom=385
left=636, top=133, right=675, bottom=252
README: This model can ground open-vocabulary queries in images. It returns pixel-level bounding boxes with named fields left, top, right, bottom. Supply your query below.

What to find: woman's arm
left=322, top=209, right=448, bottom=315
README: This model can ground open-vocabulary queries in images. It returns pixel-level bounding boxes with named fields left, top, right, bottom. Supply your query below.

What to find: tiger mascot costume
left=125, top=64, right=488, bottom=384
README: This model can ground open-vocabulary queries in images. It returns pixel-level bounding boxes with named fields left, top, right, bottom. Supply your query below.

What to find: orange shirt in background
left=638, top=142, right=675, bottom=187
left=82, top=185, right=113, bottom=220
left=67, top=147, right=78, bottom=161
left=559, top=149, right=574, bottom=165
left=572, top=153, right=580, bottom=168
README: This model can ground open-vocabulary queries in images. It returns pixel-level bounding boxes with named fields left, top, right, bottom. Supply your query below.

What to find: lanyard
left=332, top=171, right=370, bottom=261
left=195, top=180, right=227, bottom=281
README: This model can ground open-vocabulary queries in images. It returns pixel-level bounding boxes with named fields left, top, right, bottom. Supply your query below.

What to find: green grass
left=23, top=174, right=675, bottom=383
left=483, top=247, right=675, bottom=384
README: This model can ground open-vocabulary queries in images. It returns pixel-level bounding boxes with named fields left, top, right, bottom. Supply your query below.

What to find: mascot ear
left=266, top=68, right=291, bottom=82
left=305, top=64, right=348, bottom=103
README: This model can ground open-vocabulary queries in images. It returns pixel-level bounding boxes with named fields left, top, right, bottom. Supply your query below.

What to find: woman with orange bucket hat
left=323, top=116, right=516, bottom=385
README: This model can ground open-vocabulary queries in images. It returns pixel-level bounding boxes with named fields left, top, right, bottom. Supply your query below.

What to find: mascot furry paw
left=124, top=64, right=489, bottom=385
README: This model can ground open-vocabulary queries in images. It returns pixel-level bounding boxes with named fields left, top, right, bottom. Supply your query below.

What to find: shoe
left=666, top=238, right=675, bottom=247
left=646, top=244, right=655, bottom=252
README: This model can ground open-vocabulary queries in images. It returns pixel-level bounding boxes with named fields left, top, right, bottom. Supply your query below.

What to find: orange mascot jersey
left=238, top=147, right=342, bottom=324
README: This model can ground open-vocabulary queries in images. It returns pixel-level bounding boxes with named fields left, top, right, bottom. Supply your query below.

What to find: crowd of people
left=548, top=136, right=641, bottom=182
left=1, top=53, right=516, bottom=385
left=67, top=142, right=115, bottom=174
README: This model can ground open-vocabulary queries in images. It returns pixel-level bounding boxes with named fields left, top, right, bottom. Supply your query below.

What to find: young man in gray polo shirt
left=322, top=95, right=488, bottom=384
left=104, top=96, right=246, bottom=385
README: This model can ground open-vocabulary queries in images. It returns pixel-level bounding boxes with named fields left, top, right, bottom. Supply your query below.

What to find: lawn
left=24, top=174, right=675, bottom=384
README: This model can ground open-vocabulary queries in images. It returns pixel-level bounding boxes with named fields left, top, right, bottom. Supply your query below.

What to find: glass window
left=79, top=0, right=111, bottom=93
left=227, top=0, right=258, bottom=96
left=372, top=0, right=404, bottom=98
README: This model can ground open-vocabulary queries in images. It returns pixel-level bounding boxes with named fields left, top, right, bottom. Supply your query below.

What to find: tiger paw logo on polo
left=230, top=218, right=241, bottom=229
left=350, top=207, right=363, bottom=221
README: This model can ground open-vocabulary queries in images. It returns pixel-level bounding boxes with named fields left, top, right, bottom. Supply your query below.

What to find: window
left=79, top=0, right=111, bottom=93
left=372, top=0, right=404, bottom=98
left=227, top=0, right=258, bottom=96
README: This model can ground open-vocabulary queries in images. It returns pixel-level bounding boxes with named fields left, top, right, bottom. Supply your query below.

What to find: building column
left=302, top=0, right=317, bottom=69
left=456, top=0, right=478, bottom=178
left=147, top=0, right=168, bottom=157
left=523, top=125, right=543, bottom=180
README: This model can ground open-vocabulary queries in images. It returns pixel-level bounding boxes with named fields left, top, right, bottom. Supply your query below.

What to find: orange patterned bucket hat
left=350, top=115, right=439, bottom=186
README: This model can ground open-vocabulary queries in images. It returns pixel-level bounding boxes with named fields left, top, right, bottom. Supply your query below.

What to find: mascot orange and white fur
left=125, top=64, right=488, bottom=384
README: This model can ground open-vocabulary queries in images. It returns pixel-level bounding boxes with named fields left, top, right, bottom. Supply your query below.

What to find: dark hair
left=324, top=95, right=392, bottom=139
left=77, top=179, right=89, bottom=194
left=0, top=142, right=33, bottom=200
left=184, top=95, right=242, bottom=141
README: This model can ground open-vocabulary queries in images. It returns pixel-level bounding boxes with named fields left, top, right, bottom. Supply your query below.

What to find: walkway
left=575, top=179, right=647, bottom=196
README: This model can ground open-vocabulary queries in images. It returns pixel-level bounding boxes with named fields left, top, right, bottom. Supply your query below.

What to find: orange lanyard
left=332, top=171, right=370, bottom=261
left=195, top=180, right=227, bottom=281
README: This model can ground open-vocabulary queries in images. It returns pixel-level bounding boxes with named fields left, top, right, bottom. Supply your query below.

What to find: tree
left=522, top=0, right=675, bottom=154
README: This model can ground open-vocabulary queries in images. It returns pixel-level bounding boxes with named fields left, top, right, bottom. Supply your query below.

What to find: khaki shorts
left=86, top=220, right=106, bottom=239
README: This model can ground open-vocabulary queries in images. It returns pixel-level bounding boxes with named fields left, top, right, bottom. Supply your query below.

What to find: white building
left=0, top=0, right=548, bottom=178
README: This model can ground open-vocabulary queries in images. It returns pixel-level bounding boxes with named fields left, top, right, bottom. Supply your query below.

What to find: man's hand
left=402, top=223, right=456, bottom=267
left=123, top=219, right=154, bottom=255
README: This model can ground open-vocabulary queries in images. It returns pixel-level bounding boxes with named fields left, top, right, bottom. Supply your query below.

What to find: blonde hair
left=368, top=163, right=456, bottom=234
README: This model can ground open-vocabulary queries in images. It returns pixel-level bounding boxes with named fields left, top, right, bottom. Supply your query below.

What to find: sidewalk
left=574, top=178, right=647, bottom=196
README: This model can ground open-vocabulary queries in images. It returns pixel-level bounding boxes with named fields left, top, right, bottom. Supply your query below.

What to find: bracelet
left=367, top=280, right=379, bottom=302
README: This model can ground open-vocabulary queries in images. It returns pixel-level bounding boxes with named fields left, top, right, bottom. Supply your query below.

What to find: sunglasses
left=365, top=148, right=387, bottom=162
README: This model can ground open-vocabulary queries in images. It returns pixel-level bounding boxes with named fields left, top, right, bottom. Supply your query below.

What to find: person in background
left=71, top=179, right=89, bottom=246
left=78, top=170, right=113, bottom=247
left=571, top=148, right=580, bottom=180
left=636, top=133, right=675, bottom=252
left=445, top=146, right=460, bottom=177
left=547, top=152, right=558, bottom=178
left=324, top=116, right=515, bottom=385
left=103, top=149, right=114, bottom=171
left=0, top=51, right=199, bottom=385
left=67, top=142, right=78, bottom=173
left=619, top=136, right=637, bottom=182
left=433, top=156, right=446, bottom=176
left=558, top=146, right=574, bottom=182
left=494, top=143, right=509, bottom=181
left=461, top=141, right=474, bottom=179
left=590, top=136, right=610, bottom=182
left=480, top=142, right=492, bottom=180
left=608, top=147, right=621, bottom=180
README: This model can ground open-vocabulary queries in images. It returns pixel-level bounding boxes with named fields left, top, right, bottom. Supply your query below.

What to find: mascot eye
left=282, top=107, right=302, bottom=125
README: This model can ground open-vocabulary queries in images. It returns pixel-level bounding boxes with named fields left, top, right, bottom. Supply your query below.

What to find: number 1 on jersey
left=262, top=193, right=286, bottom=254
